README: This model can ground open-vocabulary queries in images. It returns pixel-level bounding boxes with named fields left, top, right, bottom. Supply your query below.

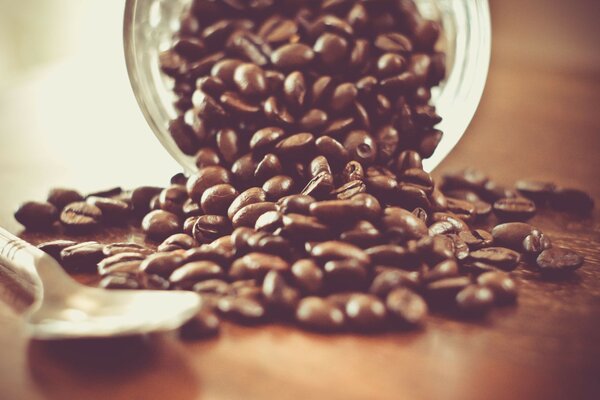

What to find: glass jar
left=124, top=0, right=491, bottom=172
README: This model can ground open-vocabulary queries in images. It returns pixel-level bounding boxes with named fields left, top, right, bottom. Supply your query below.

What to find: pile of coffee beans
left=13, top=0, right=594, bottom=339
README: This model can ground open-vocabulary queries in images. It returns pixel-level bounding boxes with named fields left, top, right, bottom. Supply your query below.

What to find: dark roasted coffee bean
left=233, top=63, right=267, bottom=97
left=281, top=213, right=330, bottom=239
left=344, top=294, right=386, bottom=330
left=179, top=311, right=220, bottom=339
left=229, top=252, right=289, bottom=280
left=382, top=207, right=428, bottom=241
left=310, top=241, right=370, bottom=265
left=365, top=245, right=416, bottom=269
left=217, top=296, right=266, bottom=322
left=155, top=185, right=187, bottom=216
left=369, top=270, right=419, bottom=298
left=340, top=220, right=383, bottom=247
left=344, top=130, right=376, bottom=165
left=522, top=230, right=552, bottom=255
left=60, top=202, right=102, bottom=232
left=428, top=221, right=456, bottom=236
left=332, top=180, right=366, bottom=200
left=201, top=183, right=238, bottom=215
left=291, top=259, right=324, bottom=294
left=458, top=229, right=493, bottom=250
left=254, top=210, right=283, bottom=232
left=300, top=109, right=329, bottom=131
left=140, top=252, right=184, bottom=277
left=426, top=276, right=472, bottom=303
left=220, top=91, right=261, bottom=116
left=515, top=180, right=556, bottom=204
left=97, top=252, right=145, bottom=275
left=386, top=288, right=427, bottom=326
left=231, top=201, right=277, bottom=228
left=250, top=127, right=285, bottom=153
left=247, top=231, right=289, bottom=257
left=227, top=30, right=271, bottom=66
left=168, top=117, right=198, bottom=155
left=275, top=133, right=315, bottom=158
left=192, top=279, right=230, bottom=296
left=262, top=175, right=294, bottom=200
left=377, top=53, right=406, bottom=78
left=98, top=274, right=142, bottom=290
left=85, top=196, right=130, bottom=223
left=493, top=197, right=536, bottom=221
left=271, top=43, right=314, bottom=69
left=309, top=199, right=360, bottom=224
left=228, top=187, right=267, bottom=219
left=330, top=83, right=357, bottom=113
left=395, top=150, right=423, bottom=173
left=102, top=242, right=153, bottom=257
left=187, top=166, right=232, bottom=202
left=456, top=285, right=495, bottom=316
left=192, top=90, right=227, bottom=122
left=131, top=186, right=163, bottom=215
left=396, top=183, right=432, bottom=210
left=277, top=194, right=315, bottom=215
left=296, top=297, right=345, bottom=331
left=264, top=96, right=295, bottom=125
left=47, top=188, right=84, bottom=210
left=421, top=259, right=459, bottom=283
left=536, top=247, right=584, bottom=275
left=301, top=171, right=334, bottom=198
left=283, top=71, right=307, bottom=109
left=431, top=212, right=469, bottom=232
left=38, top=240, right=78, bottom=260
left=341, top=161, right=365, bottom=183
left=169, top=261, right=224, bottom=288
left=142, top=210, right=181, bottom=241
left=60, top=241, right=105, bottom=272
left=258, top=16, right=298, bottom=43
left=231, top=154, right=258, bottom=185
left=477, top=271, right=517, bottom=305
left=313, top=32, right=348, bottom=68
left=374, top=32, right=412, bottom=53
left=193, top=215, right=231, bottom=243
left=215, top=128, right=241, bottom=164
left=549, top=188, right=594, bottom=214
left=262, top=270, right=300, bottom=310
left=324, top=258, right=368, bottom=291
left=14, top=201, right=58, bottom=231
left=491, top=222, right=537, bottom=250
left=468, top=247, right=521, bottom=271
left=157, top=233, right=197, bottom=252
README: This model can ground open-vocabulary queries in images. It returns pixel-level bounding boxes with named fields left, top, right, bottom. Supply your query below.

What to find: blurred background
left=0, top=0, right=599, bottom=226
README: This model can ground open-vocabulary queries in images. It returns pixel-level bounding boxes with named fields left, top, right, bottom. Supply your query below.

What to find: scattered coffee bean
left=536, top=247, right=584, bottom=274
left=14, top=201, right=58, bottom=231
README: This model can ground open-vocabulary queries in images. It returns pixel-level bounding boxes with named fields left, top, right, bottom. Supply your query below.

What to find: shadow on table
left=27, top=334, right=201, bottom=400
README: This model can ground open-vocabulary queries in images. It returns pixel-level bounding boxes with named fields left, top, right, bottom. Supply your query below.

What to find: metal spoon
left=0, top=227, right=201, bottom=340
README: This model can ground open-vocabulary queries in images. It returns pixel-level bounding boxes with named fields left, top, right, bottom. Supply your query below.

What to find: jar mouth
left=124, top=0, right=491, bottom=174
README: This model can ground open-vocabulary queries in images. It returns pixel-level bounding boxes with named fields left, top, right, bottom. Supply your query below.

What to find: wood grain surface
left=1, top=1, right=599, bottom=399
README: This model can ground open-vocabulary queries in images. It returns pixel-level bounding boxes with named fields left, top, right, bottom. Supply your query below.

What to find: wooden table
left=1, top=1, right=599, bottom=399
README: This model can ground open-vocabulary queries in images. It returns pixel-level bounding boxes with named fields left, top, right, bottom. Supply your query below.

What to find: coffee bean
left=468, top=247, right=521, bottom=271
left=324, top=258, right=368, bottom=291
left=369, top=270, right=419, bottom=297
left=275, top=133, right=315, bottom=158
left=14, top=201, right=58, bottom=231
left=345, top=294, right=386, bottom=330
left=220, top=91, right=261, bottom=116
left=515, top=180, right=556, bottom=203
left=278, top=194, right=315, bottom=215
left=227, top=30, right=272, bottom=66
left=549, top=188, right=594, bottom=214
left=536, top=247, right=584, bottom=274
left=250, top=127, right=285, bottom=153
left=522, top=230, right=552, bottom=255
left=301, top=171, right=335, bottom=198
left=382, top=207, right=428, bottom=241
left=386, top=288, right=427, bottom=326
left=60, top=241, right=105, bottom=272
left=493, top=197, right=536, bottom=221
left=300, top=109, right=329, bottom=131
left=271, top=43, right=314, bottom=69
left=102, top=242, right=153, bottom=257
left=47, top=188, right=84, bottom=210
left=477, top=271, right=517, bottom=305
left=231, top=201, right=278, bottom=228
left=263, top=96, right=295, bottom=125
left=310, top=241, right=369, bottom=266
left=426, top=276, right=472, bottom=304
left=374, top=32, right=412, bottom=53
left=157, top=233, right=197, bottom=252
left=262, top=175, right=294, bottom=200
left=344, top=130, right=377, bottom=165
left=179, top=311, right=220, bottom=339
left=87, top=196, right=131, bottom=222
left=458, top=229, right=493, bottom=250
left=258, top=16, right=298, bottom=43
left=142, top=210, right=181, bottom=241
left=421, top=259, right=460, bottom=283
left=201, top=183, right=239, bottom=215
left=296, top=297, right=345, bottom=331
left=377, top=53, right=406, bottom=78
left=192, top=279, right=231, bottom=296
left=60, top=202, right=102, bottom=232
left=98, top=274, right=142, bottom=290
left=281, top=213, right=330, bottom=239
left=228, top=187, right=268, bottom=219
left=38, top=240, right=78, bottom=260
left=140, top=252, right=185, bottom=277
left=169, top=261, right=224, bottom=288
left=217, top=296, right=266, bottom=322
left=455, top=285, right=495, bottom=316
left=233, top=63, right=267, bottom=97
left=491, top=222, right=537, bottom=250
left=262, top=270, right=300, bottom=310
left=340, top=220, right=383, bottom=247
left=97, top=252, right=146, bottom=275
left=131, top=186, right=163, bottom=215
left=283, top=71, right=307, bottom=109
left=365, top=245, right=416, bottom=269
left=187, top=166, right=232, bottom=202
left=229, top=252, right=289, bottom=280
left=193, top=215, right=231, bottom=243
left=291, top=259, right=324, bottom=294
left=332, top=180, right=366, bottom=200
left=254, top=210, right=283, bottom=232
